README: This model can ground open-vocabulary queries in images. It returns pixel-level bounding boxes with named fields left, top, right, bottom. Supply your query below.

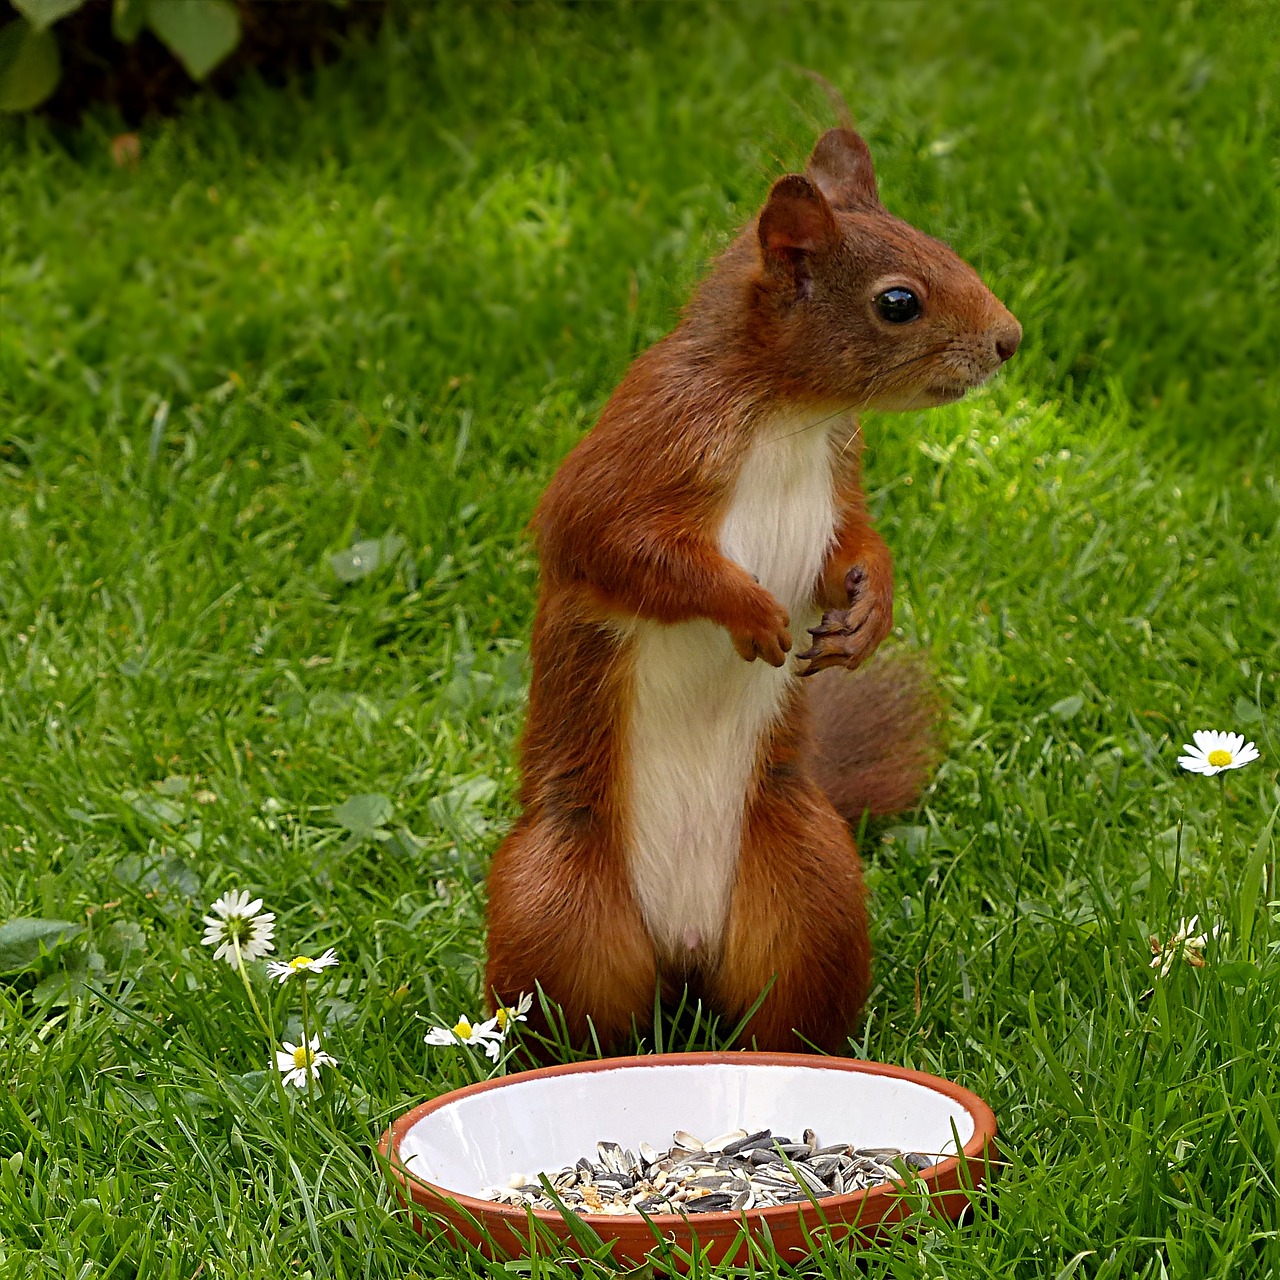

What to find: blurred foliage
left=0, top=0, right=383, bottom=119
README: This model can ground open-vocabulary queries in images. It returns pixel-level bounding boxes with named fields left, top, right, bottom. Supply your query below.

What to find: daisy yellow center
left=288, top=956, right=313, bottom=970
left=452, top=1017, right=473, bottom=1039
left=1207, top=749, right=1232, bottom=767
left=292, top=1046, right=316, bottom=1069
left=495, top=1008, right=509, bottom=1031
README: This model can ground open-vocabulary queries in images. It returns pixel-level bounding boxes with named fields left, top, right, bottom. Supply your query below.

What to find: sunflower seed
left=791, top=1162, right=833, bottom=1196
left=672, top=1130, right=705, bottom=1152
left=684, top=1192, right=734, bottom=1213
left=480, top=1129, right=933, bottom=1217
left=720, top=1128, right=771, bottom=1157
left=701, top=1129, right=744, bottom=1152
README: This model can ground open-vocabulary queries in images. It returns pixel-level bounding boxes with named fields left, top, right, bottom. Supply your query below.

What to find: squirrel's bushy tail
left=805, top=652, right=943, bottom=824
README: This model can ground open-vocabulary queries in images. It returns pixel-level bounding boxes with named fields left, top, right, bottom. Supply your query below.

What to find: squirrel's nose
left=993, top=316, right=1022, bottom=363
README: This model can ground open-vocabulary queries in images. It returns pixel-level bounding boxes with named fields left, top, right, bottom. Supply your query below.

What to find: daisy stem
left=300, top=977, right=314, bottom=1099
left=231, top=934, right=275, bottom=1043
left=1218, top=771, right=1231, bottom=864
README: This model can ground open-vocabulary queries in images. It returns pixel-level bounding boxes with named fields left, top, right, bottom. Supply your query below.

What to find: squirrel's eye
left=874, top=287, right=921, bottom=324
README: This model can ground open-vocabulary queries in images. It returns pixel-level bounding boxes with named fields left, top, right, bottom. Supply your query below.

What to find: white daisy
left=494, top=992, right=533, bottom=1036
left=201, top=890, right=276, bottom=965
left=425, top=1014, right=502, bottom=1061
left=1177, top=730, right=1260, bottom=776
left=1149, top=916, right=1216, bottom=977
left=274, top=1034, right=338, bottom=1088
left=265, top=948, right=340, bottom=983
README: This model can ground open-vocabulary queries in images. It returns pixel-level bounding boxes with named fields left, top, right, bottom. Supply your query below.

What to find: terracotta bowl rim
left=379, top=1050, right=998, bottom=1232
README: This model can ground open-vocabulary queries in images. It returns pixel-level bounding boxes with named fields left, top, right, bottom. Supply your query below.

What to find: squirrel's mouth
left=925, top=362, right=1002, bottom=404
left=921, top=381, right=973, bottom=406
left=867, top=374, right=989, bottom=412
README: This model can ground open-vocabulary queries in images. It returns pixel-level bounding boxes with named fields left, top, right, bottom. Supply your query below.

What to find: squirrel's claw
left=844, top=563, right=868, bottom=600
left=797, top=605, right=881, bottom=676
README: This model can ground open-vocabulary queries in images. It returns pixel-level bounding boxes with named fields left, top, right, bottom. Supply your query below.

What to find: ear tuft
left=806, top=128, right=879, bottom=210
left=757, top=174, right=839, bottom=265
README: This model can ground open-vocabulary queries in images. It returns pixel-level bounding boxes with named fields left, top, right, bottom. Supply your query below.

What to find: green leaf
left=880, top=824, right=932, bottom=856
left=0, top=18, right=60, bottom=112
left=113, top=850, right=200, bottom=914
left=146, top=0, right=240, bottom=81
left=120, top=786, right=185, bottom=827
left=11, top=0, right=84, bottom=32
left=1050, top=694, right=1085, bottom=721
left=428, top=775, right=498, bottom=843
left=112, top=0, right=147, bottom=42
left=1237, top=800, right=1278, bottom=955
left=32, top=964, right=90, bottom=1007
left=1026, top=990, right=1082, bottom=1107
left=1054, top=1253, right=1098, bottom=1280
left=1256, top=1092, right=1280, bottom=1166
left=383, top=826, right=426, bottom=860
left=1233, top=696, right=1263, bottom=725
left=328, top=531, right=406, bottom=583
left=99, top=919, right=146, bottom=972
left=1216, top=960, right=1259, bottom=989
left=535, top=1173, right=608, bottom=1253
left=334, top=792, right=394, bottom=839
left=0, top=917, right=84, bottom=973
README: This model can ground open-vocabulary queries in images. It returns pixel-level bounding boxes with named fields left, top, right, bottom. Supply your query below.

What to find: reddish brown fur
left=806, top=654, right=944, bottom=823
left=486, top=127, right=1019, bottom=1054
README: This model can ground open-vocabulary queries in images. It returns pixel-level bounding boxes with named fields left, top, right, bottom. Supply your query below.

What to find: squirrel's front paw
left=798, top=565, right=892, bottom=676
left=729, top=595, right=792, bottom=667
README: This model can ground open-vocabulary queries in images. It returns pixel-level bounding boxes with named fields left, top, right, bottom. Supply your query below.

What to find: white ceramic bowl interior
left=398, top=1061, right=975, bottom=1198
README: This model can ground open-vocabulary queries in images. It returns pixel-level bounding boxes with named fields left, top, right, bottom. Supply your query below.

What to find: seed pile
left=481, top=1128, right=938, bottom=1216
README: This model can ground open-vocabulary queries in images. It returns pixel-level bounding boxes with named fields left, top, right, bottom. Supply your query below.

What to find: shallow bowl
left=380, top=1051, right=997, bottom=1268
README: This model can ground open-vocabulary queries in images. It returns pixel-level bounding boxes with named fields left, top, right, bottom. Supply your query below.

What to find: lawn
left=2, top=1, right=1279, bottom=1276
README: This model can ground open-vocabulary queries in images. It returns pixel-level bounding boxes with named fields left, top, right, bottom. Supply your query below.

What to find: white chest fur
left=624, top=414, right=840, bottom=960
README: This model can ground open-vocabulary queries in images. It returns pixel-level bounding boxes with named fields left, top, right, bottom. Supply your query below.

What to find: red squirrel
left=485, top=126, right=1020, bottom=1054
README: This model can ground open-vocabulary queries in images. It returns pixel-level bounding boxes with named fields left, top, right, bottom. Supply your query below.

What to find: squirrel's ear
left=757, top=174, right=839, bottom=267
left=805, top=127, right=879, bottom=210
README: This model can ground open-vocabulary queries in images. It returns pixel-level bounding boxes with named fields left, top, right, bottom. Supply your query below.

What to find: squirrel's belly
left=624, top=414, right=838, bottom=963
left=625, top=618, right=796, bottom=961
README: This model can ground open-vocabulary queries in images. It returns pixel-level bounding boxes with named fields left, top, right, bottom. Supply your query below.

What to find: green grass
left=2, top=0, right=1279, bottom=1276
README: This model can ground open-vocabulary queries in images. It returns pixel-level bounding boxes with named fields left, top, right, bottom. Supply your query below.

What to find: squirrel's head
left=744, top=127, right=1021, bottom=411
